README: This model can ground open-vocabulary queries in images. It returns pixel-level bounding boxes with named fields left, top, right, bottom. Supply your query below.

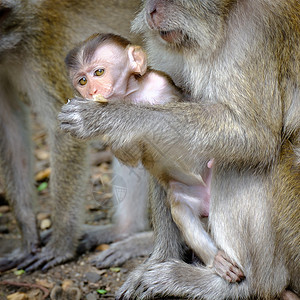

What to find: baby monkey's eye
left=94, top=69, right=105, bottom=76
left=79, top=77, right=87, bottom=86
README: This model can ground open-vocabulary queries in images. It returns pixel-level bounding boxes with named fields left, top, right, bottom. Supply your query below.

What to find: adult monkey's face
left=132, top=0, right=226, bottom=51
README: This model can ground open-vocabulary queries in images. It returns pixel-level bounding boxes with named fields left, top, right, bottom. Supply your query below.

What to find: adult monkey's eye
left=79, top=77, right=87, bottom=85
left=94, top=69, right=105, bottom=76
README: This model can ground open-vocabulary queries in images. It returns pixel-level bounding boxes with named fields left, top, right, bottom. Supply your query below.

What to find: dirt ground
left=0, top=115, right=147, bottom=300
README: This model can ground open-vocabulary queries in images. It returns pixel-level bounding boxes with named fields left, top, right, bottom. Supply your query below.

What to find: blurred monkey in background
left=0, top=0, right=153, bottom=272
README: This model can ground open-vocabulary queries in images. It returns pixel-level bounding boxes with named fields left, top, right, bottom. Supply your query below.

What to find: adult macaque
left=0, top=0, right=153, bottom=272
left=59, top=0, right=300, bottom=299
left=65, top=32, right=242, bottom=281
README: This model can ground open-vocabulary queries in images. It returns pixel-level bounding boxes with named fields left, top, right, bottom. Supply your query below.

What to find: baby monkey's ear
left=127, top=45, right=147, bottom=76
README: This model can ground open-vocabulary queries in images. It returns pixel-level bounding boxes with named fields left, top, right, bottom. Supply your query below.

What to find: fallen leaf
left=37, top=182, right=48, bottom=192
left=62, top=279, right=73, bottom=291
left=95, top=244, right=110, bottom=252
left=27, top=289, right=43, bottom=300
left=97, top=289, right=107, bottom=295
left=35, top=279, right=54, bottom=289
left=14, top=270, right=25, bottom=276
left=35, top=168, right=51, bottom=182
left=110, top=267, right=121, bottom=273
left=7, top=292, right=28, bottom=300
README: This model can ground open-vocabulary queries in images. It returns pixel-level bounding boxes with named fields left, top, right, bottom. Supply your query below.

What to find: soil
left=0, top=115, right=146, bottom=300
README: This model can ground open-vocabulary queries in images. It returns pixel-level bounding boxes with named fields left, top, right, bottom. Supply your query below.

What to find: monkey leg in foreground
left=273, top=142, right=300, bottom=300
left=116, top=171, right=295, bottom=300
left=168, top=163, right=244, bottom=282
left=116, top=181, right=249, bottom=299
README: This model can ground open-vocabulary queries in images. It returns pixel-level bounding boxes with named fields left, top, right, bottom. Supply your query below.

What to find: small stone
left=86, top=292, right=98, bottom=300
left=40, top=218, right=51, bottom=230
left=88, top=283, right=99, bottom=289
left=0, top=205, right=10, bottom=213
left=85, top=272, right=101, bottom=283
left=53, top=272, right=62, bottom=279
left=35, top=149, right=50, bottom=161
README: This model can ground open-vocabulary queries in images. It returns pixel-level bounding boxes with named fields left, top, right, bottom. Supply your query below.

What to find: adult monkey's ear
left=127, top=45, right=148, bottom=76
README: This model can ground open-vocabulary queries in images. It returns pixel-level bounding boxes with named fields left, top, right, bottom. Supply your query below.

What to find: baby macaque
left=65, top=33, right=180, bottom=105
left=65, top=33, right=244, bottom=282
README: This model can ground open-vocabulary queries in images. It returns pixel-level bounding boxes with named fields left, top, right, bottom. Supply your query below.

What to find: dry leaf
left=36, top=212, right=51, bottom=221
left=27, top=289, right=43, bottom=300
left=35, top=168, right=51, bottom=181
left=62, top=279, right=73, bottom=291
left=95, top=244, right=110, bottom=252
left=7, top=292, right=28, bottom=300
left=35, top=279, right=54, bottom=289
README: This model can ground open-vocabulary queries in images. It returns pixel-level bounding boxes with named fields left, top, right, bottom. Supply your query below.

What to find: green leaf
left=110, top=267, right=121, bottom=273
left=97, top=289, right=107, bottom=295
left=37, top=182, right=48, bottom=191
left=14, top=269, right=25, bottom=275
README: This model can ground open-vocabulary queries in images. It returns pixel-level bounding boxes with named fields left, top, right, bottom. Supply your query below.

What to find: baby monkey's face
left=72, top=43, right=128, bottom=100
